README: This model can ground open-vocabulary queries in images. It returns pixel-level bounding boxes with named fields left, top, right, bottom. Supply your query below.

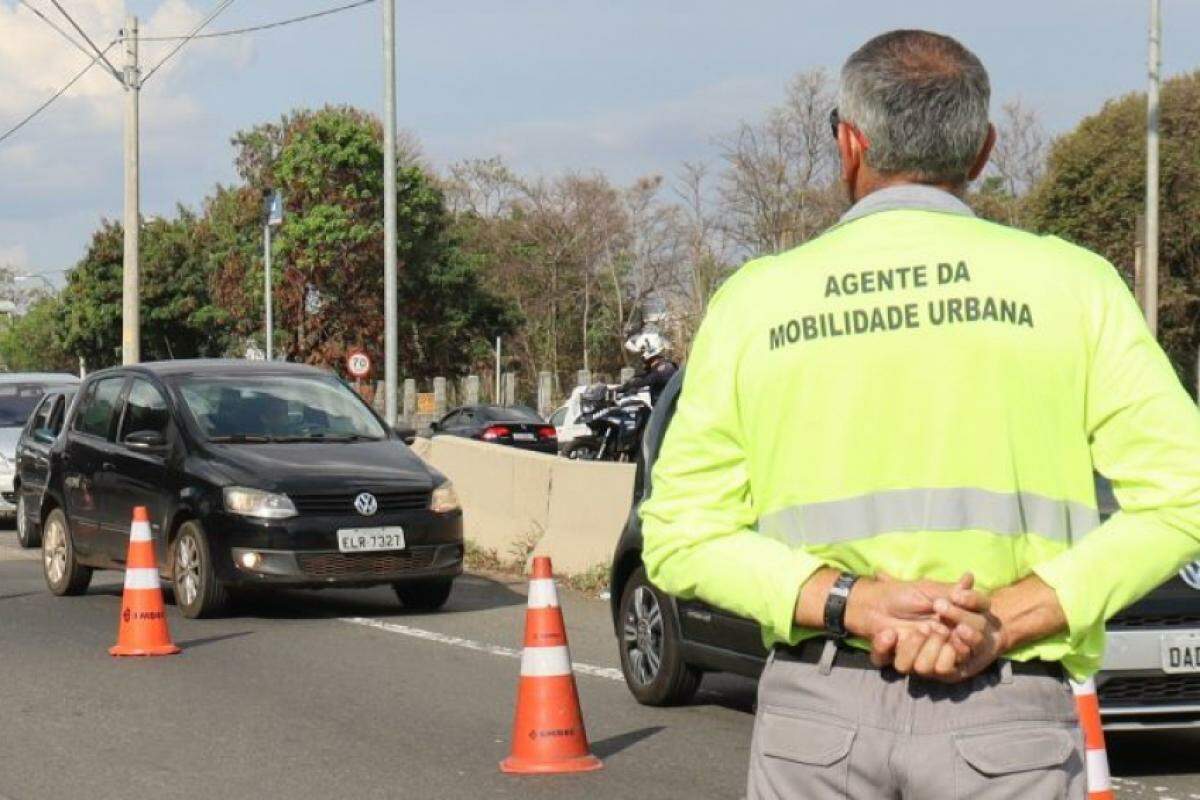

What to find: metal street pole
left=122, top=15, right=140, bottom=364
left=1144, top=0, right=1161, bottom=337
left=382, top=0, right=399, bottom=425
left=264, top=223, right=273, bottom=361
left=495, top=336, right=501, bottom=403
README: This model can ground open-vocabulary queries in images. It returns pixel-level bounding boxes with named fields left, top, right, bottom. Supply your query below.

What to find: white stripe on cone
left=527, top=579, right=559, bottom=609
left=123, top=567, right=161, bottom=590
left=1070, top=678, right=1097, bottom=696
left=130, top=521, right=152, bottom=543
left=520, top=645, right=572, bottom=677
left=1085, top=748, right=1112, bottom=793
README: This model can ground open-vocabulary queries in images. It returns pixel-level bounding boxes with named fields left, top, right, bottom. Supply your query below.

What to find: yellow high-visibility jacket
left=640, top=186, right=1200, bottom=679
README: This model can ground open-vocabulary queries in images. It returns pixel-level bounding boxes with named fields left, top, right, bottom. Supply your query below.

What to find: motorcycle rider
left=621, top=332, right=678, bottom=405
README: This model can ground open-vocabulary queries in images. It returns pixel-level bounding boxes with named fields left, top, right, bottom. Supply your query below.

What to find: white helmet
left=624, top=331, right=668, bottom=360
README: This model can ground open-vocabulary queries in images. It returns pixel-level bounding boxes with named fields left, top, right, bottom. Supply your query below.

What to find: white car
left=0, top=373, right=79, bottom=517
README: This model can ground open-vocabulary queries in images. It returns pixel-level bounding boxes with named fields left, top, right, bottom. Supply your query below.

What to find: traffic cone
left=1071, top=678, right=1114, bottom=800
left=500, top=556, right=602, bottom=774
left=109, top=507, right=180, bottom=657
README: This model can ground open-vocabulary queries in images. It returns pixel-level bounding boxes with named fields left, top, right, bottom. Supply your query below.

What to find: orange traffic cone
left=109, top=507, right=180, bottom=657
left=500, top=556, right=602, bottom=774
left=1072, top=678, right=1114, bottom=800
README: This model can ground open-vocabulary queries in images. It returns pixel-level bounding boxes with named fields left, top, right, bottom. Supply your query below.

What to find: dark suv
left=34, top=360, right=463, bottom=618
left=610, top=372, right=1200, bottom=731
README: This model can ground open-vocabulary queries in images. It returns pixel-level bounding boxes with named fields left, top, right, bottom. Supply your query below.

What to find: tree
left=718, top=69, right=843, bottom=256
left=0, top=295, right=76, bottom=373
left=215, top=106, right=515, bottom=377
left=1026, top=71, right=1200, bottom=394
left=59, top=215, right=230, bottom=370
left=971, top=99, right=1049, bottom=228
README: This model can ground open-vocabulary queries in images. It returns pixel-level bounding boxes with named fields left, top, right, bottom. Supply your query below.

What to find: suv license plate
left=513, top=432, right=535, bottom=441
left=1161, top=633, right=1200, bottom=674
left=337, top=527, right=405, bottom=553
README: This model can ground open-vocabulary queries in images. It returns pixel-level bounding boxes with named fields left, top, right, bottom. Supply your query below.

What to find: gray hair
left=839, top=30, right=991, bottom=184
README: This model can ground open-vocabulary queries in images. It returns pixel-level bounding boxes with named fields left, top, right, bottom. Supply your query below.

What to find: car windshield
left=0, top=382, right=73, bottom=427
left=484, top=405, right=542, bottom=423
left=176, top=374, right=387, bottom=442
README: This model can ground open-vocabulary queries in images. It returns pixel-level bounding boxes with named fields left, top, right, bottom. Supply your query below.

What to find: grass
left=462, top=539, right=610, bottom=598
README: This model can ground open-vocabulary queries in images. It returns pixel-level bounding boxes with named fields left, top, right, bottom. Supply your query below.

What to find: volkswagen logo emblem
left=1180, top=561, right=1200, bottom=591
left=354, top=493, right=378, bottom=516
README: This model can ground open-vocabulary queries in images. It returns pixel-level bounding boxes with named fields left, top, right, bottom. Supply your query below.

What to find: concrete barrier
left=415, top=436, right=635, bottom=574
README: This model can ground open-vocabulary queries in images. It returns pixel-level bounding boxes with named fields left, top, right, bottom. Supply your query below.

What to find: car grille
left=290, top=490, right=430, bottom=516
left=1098, top=675, right=1200, bottom=707
left=1109, top=612, right=1200, bottom=629
left=296, top=548, right=437, bottom=578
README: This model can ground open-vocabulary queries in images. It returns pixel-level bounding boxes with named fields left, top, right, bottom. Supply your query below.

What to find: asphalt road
left=1, top=532, right=1198, bottom=800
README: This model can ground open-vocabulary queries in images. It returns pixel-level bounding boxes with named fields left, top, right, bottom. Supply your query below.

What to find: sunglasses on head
left=829, top=107, right=840, bottom=140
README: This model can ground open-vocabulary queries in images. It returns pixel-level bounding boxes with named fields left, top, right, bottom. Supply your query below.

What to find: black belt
left=776, top=639, right=1064, bottom=679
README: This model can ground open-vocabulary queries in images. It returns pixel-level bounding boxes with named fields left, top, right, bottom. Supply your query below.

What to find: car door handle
left=102, top=462, right=116, bottom=471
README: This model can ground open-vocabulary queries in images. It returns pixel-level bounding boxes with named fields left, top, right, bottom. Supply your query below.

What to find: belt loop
left=999, top=660, right=1014, bottom=684
left=817, top=639, right=838, bottom=675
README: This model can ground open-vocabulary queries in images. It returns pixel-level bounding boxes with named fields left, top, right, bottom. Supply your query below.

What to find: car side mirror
left=125, top=429, right=167, bottom=452
left=392, top=426, right=417, bottom=445
left=33, top=428, right=55, bottom=445
left=428, top=421, right=440, bottom=433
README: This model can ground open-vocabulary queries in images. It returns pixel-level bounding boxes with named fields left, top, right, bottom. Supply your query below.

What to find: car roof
left=0, top=372, right=79, bottom=385
left=86, top=359, right=335, bottom=380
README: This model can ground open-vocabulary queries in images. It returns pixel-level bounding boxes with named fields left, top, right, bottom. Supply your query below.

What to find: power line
left=0, top=40, right=117, bottom=146
left=46, top=0, right=121, bottom=80
left=137, top=0, right=376, bottom=42
left=17, top=0, right=118, bottom=80
left=140, top=0, right=237, bottom=85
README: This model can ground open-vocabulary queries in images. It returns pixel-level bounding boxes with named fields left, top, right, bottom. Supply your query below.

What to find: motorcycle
left=562, top=383, right=652, bottom=462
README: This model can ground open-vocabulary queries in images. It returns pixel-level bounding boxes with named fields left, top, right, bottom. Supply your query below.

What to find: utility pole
left=121, top=15, right=140, bottom=364
left=382, top=0, right=399, bottom=425
left=495, top=336, right=501, bottom=403
left=1144, top=0, right=1161, bottom=337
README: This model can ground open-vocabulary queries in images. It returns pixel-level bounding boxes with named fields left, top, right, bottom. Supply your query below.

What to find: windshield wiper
left=208, top=434, right=274, bottom=443
left=270, top=433, right=379, bottom=443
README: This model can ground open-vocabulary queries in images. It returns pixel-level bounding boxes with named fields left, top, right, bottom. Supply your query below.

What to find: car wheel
left=618, top=566, right=701, bottom=706
left=393, top=578, right=454, bottom=611
left=563, top=439, right=599, bottom=460
left=15, top=493, right=39, bottom=549
left=172, top=520, right=229, bottom=619
left=42, top=508, right=91, bottom=596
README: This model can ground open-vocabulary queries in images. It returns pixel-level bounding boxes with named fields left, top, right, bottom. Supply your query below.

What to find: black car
left=13, top=388, right=76, bottom=548
left=430, top=404, right=557, bottom=454
left=33, top=360, right=463, bottom=618
left=610, top=372, right=1200, bottom=730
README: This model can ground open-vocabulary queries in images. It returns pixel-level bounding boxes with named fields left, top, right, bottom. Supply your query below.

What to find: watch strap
left=823, top=572, right=859, bottom=638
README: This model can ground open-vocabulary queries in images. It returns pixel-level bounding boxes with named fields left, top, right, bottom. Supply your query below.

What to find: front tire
left=618, top=566, right=701, bottom=706
left=15, top=493, right=40, bottom=548
left=393, top=578, right=454, bottom=611
left=563, top=438, right=600, bottom=460
left=172, top=521, right=229, bottom=619
left=42, top=508, right=91, bottom=596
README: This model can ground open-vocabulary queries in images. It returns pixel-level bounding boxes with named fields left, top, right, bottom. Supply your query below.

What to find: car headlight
left=430, top=481, right=460, bottom=514
left=223, top=487, right=297, bottom=519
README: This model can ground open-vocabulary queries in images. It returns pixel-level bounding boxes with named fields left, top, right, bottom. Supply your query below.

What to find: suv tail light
left=537, top=426, right=557, bottom=440
left=481, top=425, right=511, bottom=441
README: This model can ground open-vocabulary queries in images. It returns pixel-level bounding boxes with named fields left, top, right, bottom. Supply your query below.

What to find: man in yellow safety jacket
left=640, top=29, right=1200, bottom=799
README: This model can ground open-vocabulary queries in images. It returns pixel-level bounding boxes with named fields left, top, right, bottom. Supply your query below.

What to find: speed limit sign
left=346, top=350, right=371, bottom=379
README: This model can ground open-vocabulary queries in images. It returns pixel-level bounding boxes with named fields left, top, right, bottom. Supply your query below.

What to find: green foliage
left=1026, top=71, right=1200, bottom=393
left=60, top=215, right=229, bottom=369
left=0, top=296, right=76, bottom=372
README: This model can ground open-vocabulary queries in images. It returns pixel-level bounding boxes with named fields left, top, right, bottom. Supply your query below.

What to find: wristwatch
left=823, top=571, right=859, bottom=639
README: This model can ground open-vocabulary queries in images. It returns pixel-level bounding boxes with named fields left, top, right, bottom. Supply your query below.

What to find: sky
left=1, top=0, right=1198, bottom=283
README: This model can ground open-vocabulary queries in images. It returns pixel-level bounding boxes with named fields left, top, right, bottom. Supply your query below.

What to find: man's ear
left=838, top=123, right=867, bottom=188
left=967, top=123, right=997, bottom=181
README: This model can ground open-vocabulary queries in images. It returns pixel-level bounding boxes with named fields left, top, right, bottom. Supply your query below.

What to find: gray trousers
left=748, top=646, right=1086, bottom=799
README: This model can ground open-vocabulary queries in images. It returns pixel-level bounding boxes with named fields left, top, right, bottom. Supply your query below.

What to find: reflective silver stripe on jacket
left=757, top=487, right=1100, bottom=546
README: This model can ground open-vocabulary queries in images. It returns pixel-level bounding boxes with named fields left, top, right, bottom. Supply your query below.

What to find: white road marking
left=339, top=617, right=624, bottom=681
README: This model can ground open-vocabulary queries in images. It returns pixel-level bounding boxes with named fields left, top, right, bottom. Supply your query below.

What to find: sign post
left=347, top=349, right=372, bottom=398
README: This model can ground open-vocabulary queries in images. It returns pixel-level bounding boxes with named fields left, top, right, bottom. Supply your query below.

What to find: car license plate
left=513, top=432, right=535, bottom=441
left=1161, top=633, right=1200, bottom=673
left=337, top=527, right=405, bottom=553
